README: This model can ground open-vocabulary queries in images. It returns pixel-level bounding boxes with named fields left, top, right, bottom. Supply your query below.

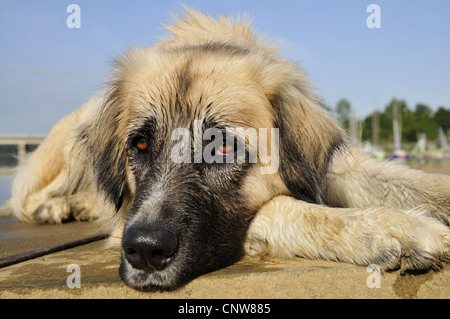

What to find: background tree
left=411, top=103, right=439, bottom=140
left=377, top=98, right=408, bottom=142
left=361, top=99, right=449, bottom=145
left=335, top=99, right=351, bottom=130
left=434, top=107, right=450, bottom=132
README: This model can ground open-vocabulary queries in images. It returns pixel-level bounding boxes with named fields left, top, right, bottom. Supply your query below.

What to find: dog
left=10, top=8, right=450, bottom=290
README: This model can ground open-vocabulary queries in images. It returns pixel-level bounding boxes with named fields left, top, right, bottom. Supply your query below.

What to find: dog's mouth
left=119, top=256, right=180, bottom=290
left=118, top=225, right=185, bottom=290
left=118, top=221, right=246, bottom=290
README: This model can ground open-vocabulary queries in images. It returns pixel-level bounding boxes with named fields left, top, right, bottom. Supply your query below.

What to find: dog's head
left=79, top=9, right=343, bottom=290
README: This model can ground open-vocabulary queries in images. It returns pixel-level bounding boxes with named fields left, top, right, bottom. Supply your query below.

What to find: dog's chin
left=119, top=256, right=185, bottom=291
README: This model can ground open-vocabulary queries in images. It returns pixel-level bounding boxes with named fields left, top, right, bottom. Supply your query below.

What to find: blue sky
left=0, top=0, right=449, bottom=134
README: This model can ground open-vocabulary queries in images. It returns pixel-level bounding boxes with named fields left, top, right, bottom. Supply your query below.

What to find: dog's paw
left=69, top=195, right=98, bottom=222
left=33, top=197, right=71, bottom=224
left=32, top=195, right=99, bottom=224
left=372, top=210, right=450, bottom=272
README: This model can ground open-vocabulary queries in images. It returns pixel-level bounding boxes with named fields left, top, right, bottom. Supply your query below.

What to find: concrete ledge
left=1, top=239, right=448, bottom=299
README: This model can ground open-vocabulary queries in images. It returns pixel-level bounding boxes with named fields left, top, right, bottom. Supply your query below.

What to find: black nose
left=122, top=226, right=178, bottom=271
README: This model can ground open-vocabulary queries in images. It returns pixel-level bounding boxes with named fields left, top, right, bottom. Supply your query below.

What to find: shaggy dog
left=10, top=9, right=450, bottom=290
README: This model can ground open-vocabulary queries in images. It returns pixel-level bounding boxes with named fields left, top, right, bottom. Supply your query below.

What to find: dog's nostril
left=122, top=227, right=178, bottom=271
left=125, top=247, right=137, bottom=255
left=151, top=249, right=165, bottom=257
left=123, top=246, right=146, bottom=270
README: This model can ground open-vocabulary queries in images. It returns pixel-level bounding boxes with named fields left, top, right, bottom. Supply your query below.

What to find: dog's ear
left=76, top=50, right=151, bottom=213
left=76, top=93, right=131, bottom=213
left=264, top=63, right=345, bottom=204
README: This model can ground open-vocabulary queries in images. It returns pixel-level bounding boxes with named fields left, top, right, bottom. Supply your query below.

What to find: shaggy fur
left=9, top=8, right=450, bottom=290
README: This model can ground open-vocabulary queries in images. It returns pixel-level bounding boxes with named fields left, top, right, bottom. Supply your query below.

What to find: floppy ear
left=76, top=49, right=153, bottom=213
left=76, top=92, right=131, bottom=213
left=267, top=64, right=345, bottom=204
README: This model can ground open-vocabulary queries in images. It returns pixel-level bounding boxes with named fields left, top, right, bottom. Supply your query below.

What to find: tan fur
left=246, top=195, right=450, bottom=271
left=9, top=8, right=450, bottom=276
left=246, top=148, right=450, bottom=271
left=11, top=97, right=105, bottom=223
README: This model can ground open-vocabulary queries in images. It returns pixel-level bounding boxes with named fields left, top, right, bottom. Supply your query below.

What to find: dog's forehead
left=119, top=48, right=274, bottom=130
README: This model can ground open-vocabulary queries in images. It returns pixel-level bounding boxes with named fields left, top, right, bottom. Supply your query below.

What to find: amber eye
left=136, top=138, right=148, bottom=151
left=216, top=144, right=233, bottom=156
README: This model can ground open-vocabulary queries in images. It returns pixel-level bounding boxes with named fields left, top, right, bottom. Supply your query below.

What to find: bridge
left=0, top=134, right=46, bottom=165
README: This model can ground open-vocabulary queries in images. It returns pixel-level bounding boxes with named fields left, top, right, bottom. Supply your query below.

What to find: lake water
left=0, top=173, right=13, bottom=206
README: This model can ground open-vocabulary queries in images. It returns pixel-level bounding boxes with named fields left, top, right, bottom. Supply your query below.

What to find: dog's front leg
left=246, top=196, right=450, bottom=272
left=323, top=148, right=450, bottom=225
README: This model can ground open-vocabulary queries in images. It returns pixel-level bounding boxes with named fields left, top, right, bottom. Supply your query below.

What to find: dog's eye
left=216, top=143, right=233, bottom=156
left=136, top=138, right=148, bottom=151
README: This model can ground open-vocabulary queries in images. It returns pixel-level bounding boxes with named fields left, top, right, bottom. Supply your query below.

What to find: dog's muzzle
left=122, top=226, right=178, bottom=271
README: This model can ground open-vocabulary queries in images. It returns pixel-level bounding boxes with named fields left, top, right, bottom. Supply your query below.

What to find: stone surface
left=1, top=237, right=448, bottom=299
